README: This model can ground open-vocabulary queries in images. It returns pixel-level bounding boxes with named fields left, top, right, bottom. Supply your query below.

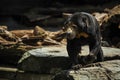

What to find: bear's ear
left=82, top=17, right=89, bottom=28
left=82, top=17, right=94, bottom=34
left=77, top=16, right=89, bottom=31
left=62, top=13, right=72, bottom=19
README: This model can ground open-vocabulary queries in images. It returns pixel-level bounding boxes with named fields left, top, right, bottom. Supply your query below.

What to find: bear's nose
left=66, top=32, right=71, bottom=36
left=67, top=28, right=72, bottom=33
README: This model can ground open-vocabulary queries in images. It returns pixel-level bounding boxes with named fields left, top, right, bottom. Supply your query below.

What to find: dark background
left=0, top=0, right=119, bottom=15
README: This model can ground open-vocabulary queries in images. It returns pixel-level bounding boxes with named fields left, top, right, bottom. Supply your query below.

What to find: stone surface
left=18, top=45, right=71, bottom=73
left=16, top=73, right=53, bottom=80
left=52, top=60, right=120, bottom=80
left=18, top=45, right=120, bottom=73
left=1, top=60, right=120, bottom=80
left=0, top=66, right=54, bottom=80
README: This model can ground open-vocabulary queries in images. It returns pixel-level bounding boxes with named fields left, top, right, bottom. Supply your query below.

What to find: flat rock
left=18, top=45, right=120, bottom=73
left=52, top=60, right=120, bottom=80
left=18, top=45, right=71, bottom=73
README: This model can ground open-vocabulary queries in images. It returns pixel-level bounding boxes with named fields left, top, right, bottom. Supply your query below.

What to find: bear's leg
left=88, top=35, right=104, bottom=62
left=96, top=47, right=104, bottom=62
left=67, top=39, right=82, bottom=69
left=87, top=37, right=100, bottom=63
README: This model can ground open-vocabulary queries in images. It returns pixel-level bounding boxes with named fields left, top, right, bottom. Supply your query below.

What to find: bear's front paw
left=88, top=54, right=96, bottom=61
left=72, top=64, right=82, bottom=70
left=83, top=54, right=96, bottom=64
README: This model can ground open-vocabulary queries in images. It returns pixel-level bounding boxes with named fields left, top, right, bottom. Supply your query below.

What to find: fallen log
left=0, top=26, right=18, bottom=42
left=11, top=30, right=33, bottom=38
left=10, top=26, right=63, bottom=46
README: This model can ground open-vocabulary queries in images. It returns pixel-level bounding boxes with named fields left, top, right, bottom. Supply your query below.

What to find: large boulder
left=18, top=45, right=71, bottom=73
left=18, top=45, right=120, bottom=73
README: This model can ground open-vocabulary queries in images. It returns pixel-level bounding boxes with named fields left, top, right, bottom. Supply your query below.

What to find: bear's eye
left=72, top=25, right=77, bottom=28
left=62, top=25, right=68, bottom=31
left=62, top=26, right=65, bottom=31
left=70, top=24, right=77, bottom=30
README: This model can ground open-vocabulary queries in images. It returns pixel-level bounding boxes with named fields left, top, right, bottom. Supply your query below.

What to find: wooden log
left=0, top=26, right=18, bottom=42
left=11, top=30, right=33, bottom=38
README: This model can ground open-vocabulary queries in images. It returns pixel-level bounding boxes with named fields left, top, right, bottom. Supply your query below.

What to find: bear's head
left=63, top=12, right=89, bottom=40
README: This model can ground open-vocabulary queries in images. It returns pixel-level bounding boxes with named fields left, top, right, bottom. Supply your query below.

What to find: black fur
left=64, top=12, right=104, bottom=69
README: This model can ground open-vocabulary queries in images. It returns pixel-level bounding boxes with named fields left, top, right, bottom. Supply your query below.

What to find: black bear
left=63, top=12, right=104, bottom=69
